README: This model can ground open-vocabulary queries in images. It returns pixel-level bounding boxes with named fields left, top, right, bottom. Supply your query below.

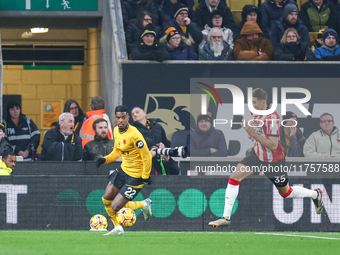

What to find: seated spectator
left=314, top=28, right=340, bottom=60
left=189, top=111, right=228, bottom=157
left=280, top=111, right=306, bottom=157
left=0, top=123, right=13, bottom=156
left=300, top=0, right=338, bottom=32
left=63, top=99, right=86, bottom=135
left=198, top=27, right=234, bottom=60
left=311, top=29, right=325, bottom=51
left=269, top=4, right=310, bottom=46
left=192, top=0, right=234, bottom=30
left=199, top=10, right=234, bottom=49
left=158, top=0, right=193, bottom=30
left=233, top=5, right=267, bottom=42
left=4, top=100, right=40, bottom=161
left=83, top=119, right=114, bottom=161
left=160, top=27, right=197, bottom=60
left=0, top=151, right=16, bottom=176
left=304, top=113, right=340, bottom=158
left=260, top=0, right=297, bottom=37
left=131, top=107, right=179, bottom=175
left=163, top=5, right=203, bottom=51
left=39, top=113, right=82, bottom=161
left=80, top=96, right=113, bottom=148
left=274, top=27, right=316, bottom=60
left=126, top=11, right=161, bottom=55
left=131, top=24, right=171, bottom=61
left=122, top=0, right=159, bottom=29
left=233, top=21, right=274, bottom=61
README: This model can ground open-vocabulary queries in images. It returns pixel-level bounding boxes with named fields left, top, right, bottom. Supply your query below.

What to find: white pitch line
left=256, top=232, right=340, bottom=240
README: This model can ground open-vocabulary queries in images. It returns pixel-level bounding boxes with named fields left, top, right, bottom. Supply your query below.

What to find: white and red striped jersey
left=250, top=109, right=284, bottom=162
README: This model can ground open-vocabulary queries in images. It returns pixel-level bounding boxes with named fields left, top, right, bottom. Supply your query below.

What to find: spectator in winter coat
left=83, top=119, right=114, bottom=161
left=158, top=0, right=193, bottom=30
left=125, top=11, right=162, bottom=54
left=200, top=10, right=233, bottom=49
left=280, top=111, right=306, bottom=157
left=233, top=5, right=266, bottom=42
left=4, top=100, right=40, bottom=160
left=0, top=151, right=16, bottom=176
left=160, top=27, right=197, bottom=60
left=163, top=5, right=203, bottom=51
left=192, top=0, right=234, bottom=30
left=199, top=27, right=234, bottom=60
left=131, top=24, right=171, bottom=61
left=304, top=113, right=340, bottom=158
left=39, top=113, right=82, bottom=161
left=259, top=0, right=298, bottom=37
left=122, top=0, right=159, bottom=29
left=233, top=21, right=274, bottom=60
left=314, top=28, right=340, bottom=60
left=274, top=27, right=316, bottom=60
left=269, top=4, right=310, bottom=46
left=300, top=0, right=338, bottom=32
left=188, top=111, right=228, bottom=157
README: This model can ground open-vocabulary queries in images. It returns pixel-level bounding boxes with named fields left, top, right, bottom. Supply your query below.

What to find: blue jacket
left=165, top=41, right=197, bottom=60
left=269, top=17, right=310, bottom=46
left=314, top=45, right=340, bottom=60
left=260, top=0, right=297, bottom=35
left=199, top=41, right=234, bottom=60
left=5, top=114, right=40, bottom=158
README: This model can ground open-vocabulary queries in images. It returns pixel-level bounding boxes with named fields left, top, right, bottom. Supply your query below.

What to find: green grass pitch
left=1, top=231, right=339, bottom=255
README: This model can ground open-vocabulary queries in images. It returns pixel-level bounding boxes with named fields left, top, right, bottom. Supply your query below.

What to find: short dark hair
left=252, top=88, right=267, bottom=101
left=2, top=150, right=15, bottom=159
left=92, top=118, right=108, bottom=131
left=320, top=113, right=334, bottom=122
left=115, top=105, right=129, bottom=114
left=91, top=96, right=105, bottom=110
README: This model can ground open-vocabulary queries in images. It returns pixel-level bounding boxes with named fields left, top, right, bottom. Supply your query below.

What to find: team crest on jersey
left=123, top=139, right=126, bottom=144
left=136, top=140, right=144, bottom=148
left=118, top=142, right=121, bottom=148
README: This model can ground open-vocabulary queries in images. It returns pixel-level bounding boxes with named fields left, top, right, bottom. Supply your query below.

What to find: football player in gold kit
left=96, top=105, right=152, bottom=236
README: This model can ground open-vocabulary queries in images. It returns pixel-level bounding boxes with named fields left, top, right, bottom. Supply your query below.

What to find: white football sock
left=287, top=186, right=317, bottom=199
left=222, top=183, right=239, bottom=219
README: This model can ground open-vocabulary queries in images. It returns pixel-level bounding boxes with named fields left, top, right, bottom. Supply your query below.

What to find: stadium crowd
left=125, top=0, right=340, bottom=61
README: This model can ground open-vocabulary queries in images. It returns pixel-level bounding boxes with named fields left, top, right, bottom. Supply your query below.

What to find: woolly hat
left=165, top=27, right=180, bottom=42
left=240, top=21, right=262, bottom=35
left=141, top=23, right=156, bottom=38
left=283, top=4, right=298, bottom=18
left=282, top=111, right=298, bottom=121
left=174, top=4, right=189, bottom=18
left=322, top=28, right=338, bottom=42
left=197, top=111, right=212, bottom=124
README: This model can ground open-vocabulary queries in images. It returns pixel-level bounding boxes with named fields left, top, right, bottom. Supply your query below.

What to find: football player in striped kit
left=209, top=88, right=324, bottom=227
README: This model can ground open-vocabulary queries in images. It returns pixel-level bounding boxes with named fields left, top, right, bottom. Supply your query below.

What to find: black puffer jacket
left=0, top=137, right=13, bottom=156
left=274, top=42, right=316, bottom=61
left=130, top=40, right=171, bottom=61
left=39, top=125, right=82, bottom=161
left=189, top=127, right=228, bottom=157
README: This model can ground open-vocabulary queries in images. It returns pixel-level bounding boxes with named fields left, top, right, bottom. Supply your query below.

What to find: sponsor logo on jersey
left=136, top=140, right=144, bottom=148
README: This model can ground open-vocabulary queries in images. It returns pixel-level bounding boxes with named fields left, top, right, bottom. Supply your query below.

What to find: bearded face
left=210, top=41, right=224, bottom=57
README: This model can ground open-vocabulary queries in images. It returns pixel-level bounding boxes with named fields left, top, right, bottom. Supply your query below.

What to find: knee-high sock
left=281, top=186, right=317, bottom=199
left=124, top=201, right=144, bottom=210
left=102, top=197, right=119, bottom=226
left=223, top=179, right=240, bottom=219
